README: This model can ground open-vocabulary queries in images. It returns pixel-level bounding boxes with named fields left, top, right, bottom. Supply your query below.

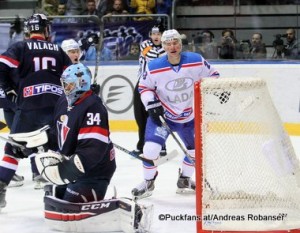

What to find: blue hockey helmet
left=61, top=63, right=92, bottom=106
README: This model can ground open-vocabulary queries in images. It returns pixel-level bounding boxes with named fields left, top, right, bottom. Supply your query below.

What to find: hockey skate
left=176, top=169, right=196, bottom=194
left=0, top=181, right=7, bottom=210
left=33, top=173, right=49, bottom=190
left=8, top=173, right=24, bottom=188
left=132, top=172, right=157, bottom=200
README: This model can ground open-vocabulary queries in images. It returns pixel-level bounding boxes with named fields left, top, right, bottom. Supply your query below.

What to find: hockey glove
left=5, top=88, right=17, bottom=103
left=91, top=83, right=100, bottom=96
left=147, top=100, right=164, bottom=126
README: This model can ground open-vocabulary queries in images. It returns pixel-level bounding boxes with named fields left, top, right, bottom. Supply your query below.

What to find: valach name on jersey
left=26, top=41, right=59, bottom=51
left=203, top=213, right=287, bottom=221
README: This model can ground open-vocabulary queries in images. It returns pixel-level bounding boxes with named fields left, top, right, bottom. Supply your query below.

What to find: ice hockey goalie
left=43, top=185, right=153, bottom=233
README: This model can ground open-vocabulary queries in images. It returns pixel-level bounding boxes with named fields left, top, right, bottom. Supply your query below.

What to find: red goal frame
left=194, top=80, right=300, bottom=233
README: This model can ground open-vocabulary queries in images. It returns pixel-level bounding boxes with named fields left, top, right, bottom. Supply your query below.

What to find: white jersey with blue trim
left=139, top=51, right=220, bottom=123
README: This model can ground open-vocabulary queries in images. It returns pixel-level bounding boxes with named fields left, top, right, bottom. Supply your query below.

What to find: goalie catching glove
left=35, top=151, right=85, bottom=185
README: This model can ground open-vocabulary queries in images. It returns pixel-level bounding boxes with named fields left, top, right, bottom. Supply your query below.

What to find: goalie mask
left=61, top=63, right=91, bottom=106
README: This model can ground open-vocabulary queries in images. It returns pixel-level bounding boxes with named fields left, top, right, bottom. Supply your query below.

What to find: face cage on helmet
left=61, top=77, right=83, bottom=106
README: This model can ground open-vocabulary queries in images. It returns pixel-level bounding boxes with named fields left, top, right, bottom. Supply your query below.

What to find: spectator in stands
left=104, top=0, right=129, bottom=23
left=219, top=29, right=238, bottom=59
left=283, top=28, right=300, bottom=59
left=120, top=42, right=140, bottom=60
left=41, top=0, right=59, bottom=15
left=57, top=2, right=67, bottom=15
left=130, top=0, right=156, bottom=21
left=66, top=0, right=86, bottom=15
left=156, top=0, right=172, bottom=14
left=81, top=0, right=99, bottom=16
left=194, top=30, right=218, bottom=59
left=249, top=32, right=267, bottom=59
left=52, top=1, right=78, bottom=23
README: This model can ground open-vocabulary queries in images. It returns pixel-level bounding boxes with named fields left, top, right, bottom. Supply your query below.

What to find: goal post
left=194, top=78, right=300, bottom=233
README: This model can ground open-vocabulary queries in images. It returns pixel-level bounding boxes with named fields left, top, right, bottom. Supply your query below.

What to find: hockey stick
left=93, top=15, right=104, bottom=85
left=0, top=122, right=25, bottom=148
left=0, top=135, right=26, bottom=149
left=159, top=116, right=215, bottom=193
left=113, top=143, right=178, bottom=167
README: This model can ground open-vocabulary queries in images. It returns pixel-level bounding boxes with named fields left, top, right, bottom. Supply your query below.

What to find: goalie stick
left=0, top=122, right=25, bottom=148
left=113, top=143, right=178, bottom=166
left=159, top=116, right=215, bottom=193
left=0, top=134, right=26, bottom=150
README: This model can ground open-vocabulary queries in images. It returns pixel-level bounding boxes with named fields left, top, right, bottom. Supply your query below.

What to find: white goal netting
left=199, top=77, right=300, bottom=231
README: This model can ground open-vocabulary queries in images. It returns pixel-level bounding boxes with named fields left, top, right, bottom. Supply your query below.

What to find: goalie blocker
left=43, top=185, right=153, bottom=233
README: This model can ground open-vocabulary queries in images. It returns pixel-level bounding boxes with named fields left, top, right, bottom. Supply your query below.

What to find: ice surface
left=0, top=132, right=299, bottom=233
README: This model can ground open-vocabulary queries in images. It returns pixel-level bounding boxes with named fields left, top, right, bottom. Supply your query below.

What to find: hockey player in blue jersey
left=33, top=63, right=116, bottom=202
left=0, top=13, right=71, bottom=209
left=5, top=64, right=139, bottom=233
left=132, top=29, right=220, bottom=199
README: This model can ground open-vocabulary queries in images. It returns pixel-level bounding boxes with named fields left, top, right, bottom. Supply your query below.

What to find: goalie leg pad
left=43, top=195, right=153, bottom=233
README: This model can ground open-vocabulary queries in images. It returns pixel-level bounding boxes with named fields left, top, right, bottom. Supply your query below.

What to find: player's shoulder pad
left=147, top=55, right=168, bottom=71
left=181, top=51, right=204, bottom=64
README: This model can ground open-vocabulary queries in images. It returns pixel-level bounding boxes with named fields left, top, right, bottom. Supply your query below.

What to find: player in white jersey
left=61, top=39, right=81, bottom=64
left=132, top=29, right=220, bottom=199
left=132, top=23, right=166, bottom=156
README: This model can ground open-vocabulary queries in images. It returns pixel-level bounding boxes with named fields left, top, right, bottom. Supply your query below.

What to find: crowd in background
left=6, top=0, right=300, bottom=60
left=178, top=0, right=300, bottom=6
left=37, top=0, right=172, bottom=20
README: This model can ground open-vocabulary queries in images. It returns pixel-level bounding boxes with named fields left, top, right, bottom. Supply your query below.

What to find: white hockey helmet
left=161, top=29, right=182, bottom=44
left=61, top=39, right=80, bottom=53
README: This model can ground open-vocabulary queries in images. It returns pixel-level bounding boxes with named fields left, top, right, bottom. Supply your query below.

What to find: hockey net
left=194, top=78, right=300, bottom=233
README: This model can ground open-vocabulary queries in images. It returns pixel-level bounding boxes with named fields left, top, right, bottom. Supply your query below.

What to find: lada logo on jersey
left=100, top=75, right=134, bottom=114
left=23, top=83, right=63, bottom=97
left=165, top=77, right=193, bottom=92
left=81, top=202, right=111, bottom=210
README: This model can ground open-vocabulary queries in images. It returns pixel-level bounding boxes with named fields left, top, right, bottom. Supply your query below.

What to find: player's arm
left=74, top=108, right=113, bottom=169
left=200, top=55, right=220, bottom=78
left=138, top=65, right=157, bottom=107
left=0, top=43, right=21, bottom=101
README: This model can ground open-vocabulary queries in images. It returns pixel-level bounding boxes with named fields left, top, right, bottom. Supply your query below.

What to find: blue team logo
left=166, top=77, right=193, bottom=92
left=23, top=83, right=63, bottom=97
